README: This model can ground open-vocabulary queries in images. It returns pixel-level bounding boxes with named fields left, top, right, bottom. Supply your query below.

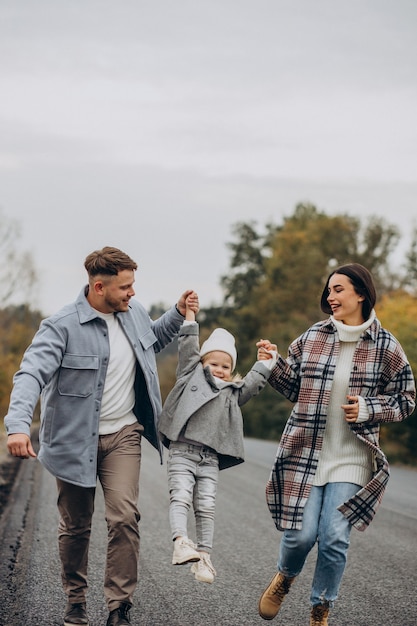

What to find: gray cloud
left=1, top=0, right=416, bottom=314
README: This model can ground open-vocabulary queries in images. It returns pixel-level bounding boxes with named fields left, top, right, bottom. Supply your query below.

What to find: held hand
left=7, top=433, right=37, bottom=459
left=342, top=396, right=359, bottom=423
left=257, top=347, right=272, bottom=361
left=186, top=291, right=199, bottom=314
left=185, top=294, right=197, bottom=321
left=177, top=290, right=199, bottom=316
left=256, top=339, right=278, bottom=353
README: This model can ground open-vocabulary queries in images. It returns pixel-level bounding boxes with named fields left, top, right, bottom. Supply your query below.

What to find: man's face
left=99, top=269, right=136, bottom=313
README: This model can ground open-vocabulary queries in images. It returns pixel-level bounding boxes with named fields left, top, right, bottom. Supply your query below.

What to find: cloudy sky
left=1, top=0, right=416, bottom=315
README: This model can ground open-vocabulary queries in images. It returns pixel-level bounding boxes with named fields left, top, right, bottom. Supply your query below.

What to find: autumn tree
left=376, top=290, right=417, bottom=462
left=0, top=305, right=43, bottom=422
left=217, top=203, right=401, bottom=360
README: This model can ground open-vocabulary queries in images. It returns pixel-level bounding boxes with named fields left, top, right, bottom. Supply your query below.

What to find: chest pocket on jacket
left=140, top=329, right=157, bottom=350
left=58, top=354, right=99, bottom=397
left=139, top=329, right=158, bottom=368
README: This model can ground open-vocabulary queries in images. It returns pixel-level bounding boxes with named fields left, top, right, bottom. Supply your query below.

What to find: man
left=4, top=246, right=199, bottom=626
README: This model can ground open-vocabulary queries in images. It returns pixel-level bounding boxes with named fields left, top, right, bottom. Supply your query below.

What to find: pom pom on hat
left=200, top=328, right=237, bottom=371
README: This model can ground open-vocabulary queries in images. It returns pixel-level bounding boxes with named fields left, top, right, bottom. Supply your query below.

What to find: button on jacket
left=4, top=287, right=184, bottom=487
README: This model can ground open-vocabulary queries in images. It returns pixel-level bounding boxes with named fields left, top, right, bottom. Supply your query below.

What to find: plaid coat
left=266, top=316, right=415, bottom=532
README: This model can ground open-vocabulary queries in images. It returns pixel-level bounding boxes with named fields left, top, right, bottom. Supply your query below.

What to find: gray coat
left=158, top=322, right=271, bottom=470
left=4, top=287, right=184, bottom=487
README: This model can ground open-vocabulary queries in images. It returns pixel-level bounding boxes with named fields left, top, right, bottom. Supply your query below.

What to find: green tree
left=220, top=221, right=268, bottom=309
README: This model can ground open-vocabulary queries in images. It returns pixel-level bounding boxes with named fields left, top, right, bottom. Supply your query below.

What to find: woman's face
left=327, top=273, right=365, bottom=325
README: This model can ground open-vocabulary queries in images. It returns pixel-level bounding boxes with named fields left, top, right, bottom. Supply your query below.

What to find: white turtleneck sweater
left=313, top=311, right=375, bottom=487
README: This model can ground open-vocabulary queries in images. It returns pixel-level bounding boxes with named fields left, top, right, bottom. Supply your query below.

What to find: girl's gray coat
left=158, top=323, right=271, bottom=469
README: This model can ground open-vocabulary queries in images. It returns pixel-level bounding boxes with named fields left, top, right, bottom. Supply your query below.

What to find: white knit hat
left=200, top=328, right=237, bottom=371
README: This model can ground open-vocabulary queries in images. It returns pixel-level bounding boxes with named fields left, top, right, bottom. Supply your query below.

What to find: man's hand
left=7, top=433, right=37, bottom=459
left=177, top=290, right=199, bottom=316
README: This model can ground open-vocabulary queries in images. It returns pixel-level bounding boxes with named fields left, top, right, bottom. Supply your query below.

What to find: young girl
left=158, top=296, right=276, bottom=583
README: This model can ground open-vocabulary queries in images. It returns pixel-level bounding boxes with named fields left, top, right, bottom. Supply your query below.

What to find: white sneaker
left=191, top=553, right=216, bottom=583
left=172, top=537, right=201, bottom=565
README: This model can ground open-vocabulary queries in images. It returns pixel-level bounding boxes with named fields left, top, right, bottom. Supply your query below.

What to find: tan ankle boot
left=258, top=572, right=296, bottom=620
left=310, top=602, right=330, bottom=625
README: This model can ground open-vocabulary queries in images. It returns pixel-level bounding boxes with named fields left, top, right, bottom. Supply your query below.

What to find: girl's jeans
left=278, top=482, right=360, bottom=607
left=167, top=441, right=219, bottom=552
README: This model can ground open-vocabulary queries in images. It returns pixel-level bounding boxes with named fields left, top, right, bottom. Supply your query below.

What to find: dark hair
left=84, top=246, right=138, bottom=277
left=320, top=263, right=376, bottom=320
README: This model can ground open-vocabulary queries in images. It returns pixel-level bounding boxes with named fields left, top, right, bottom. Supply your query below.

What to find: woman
left=257, top=263, right=415, bottom=626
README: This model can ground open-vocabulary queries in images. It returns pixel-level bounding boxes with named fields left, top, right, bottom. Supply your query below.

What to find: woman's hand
left=256, top=339, right=278, bottom=361
left=342, top=396, right=359, bottom=423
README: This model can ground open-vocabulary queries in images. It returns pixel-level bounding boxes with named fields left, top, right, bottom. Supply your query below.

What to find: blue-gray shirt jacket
left=158, top=322, right=271, bottom=470
left=4, top=287, right=184, bottom=487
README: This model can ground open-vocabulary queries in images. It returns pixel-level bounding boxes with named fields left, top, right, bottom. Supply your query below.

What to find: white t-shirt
left=95, top=311, right=137, bottom=435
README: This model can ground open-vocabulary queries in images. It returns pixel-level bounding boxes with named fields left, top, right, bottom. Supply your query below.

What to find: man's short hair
left=84, top=247, right=138, bottom=277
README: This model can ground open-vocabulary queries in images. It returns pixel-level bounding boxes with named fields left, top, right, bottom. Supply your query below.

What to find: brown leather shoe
left=106, top=603, right=131, bottom=626
left=258, top=572, right=296, bottom=620
left=63, top=602, right=89, bottom=625
left=310, top=602, right=330, bottom=625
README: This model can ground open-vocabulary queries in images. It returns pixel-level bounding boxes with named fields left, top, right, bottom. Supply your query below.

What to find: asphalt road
left=0, top=438, right=416, bottom=626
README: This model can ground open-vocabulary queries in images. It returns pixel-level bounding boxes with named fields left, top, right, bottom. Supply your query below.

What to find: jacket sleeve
left=237, top=362, right=272, bottom=407
left=176, top=322, right=201, bottom=378
left=363, top=361, right=415, bottom=424
left=150, top=305, right=185, bottom=352
left=4, top=319, right=66, bottom=436
left=349, top=328, right=416, bottom=425
left=268, top=335, right=303, bottom=403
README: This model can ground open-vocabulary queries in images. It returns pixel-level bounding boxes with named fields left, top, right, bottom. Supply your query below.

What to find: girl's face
left=203, top=351, right=233, bottom=380
left=327, top=273, right=365, bottom=326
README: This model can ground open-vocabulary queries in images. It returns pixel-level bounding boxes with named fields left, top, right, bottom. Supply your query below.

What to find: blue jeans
left=278, top=482, right=360, bottom=607
left=167, top=441, right=219, bottom=552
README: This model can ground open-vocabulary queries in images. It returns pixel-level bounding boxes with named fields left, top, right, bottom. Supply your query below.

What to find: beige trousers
left=56, top=422, right=143, bottom=611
